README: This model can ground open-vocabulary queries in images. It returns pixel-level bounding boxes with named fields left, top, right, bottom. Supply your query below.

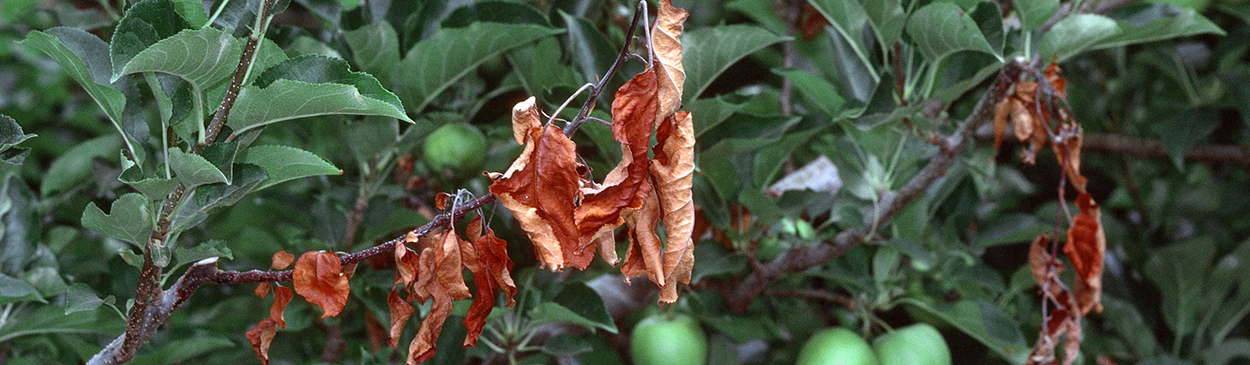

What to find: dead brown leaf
left=292, top=251, right=350, bottom=318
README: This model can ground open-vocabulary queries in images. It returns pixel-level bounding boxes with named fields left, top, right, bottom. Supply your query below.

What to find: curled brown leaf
left=652, top=111, right=695, bottom=303
left=651, top=0, right=687, bottom=120
left=292, top=251, right=350, bottom=318
left=271, top=286, right=292, bottom=328
left=1065, top=193, right=1104, bottom=314
left=490, top=124, right=582, bottom=270
left=388, top=289, right=414, bottom=348
left=271, top=250, right=294, bottom=270
left=246, top=318, right=280, bottom=365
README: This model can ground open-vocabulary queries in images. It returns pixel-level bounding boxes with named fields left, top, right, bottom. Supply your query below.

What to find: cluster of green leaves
left=0, top=0, right=1247, bottom=364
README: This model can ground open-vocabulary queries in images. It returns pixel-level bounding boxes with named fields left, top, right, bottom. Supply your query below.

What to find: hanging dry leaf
left=388, top=289, right=414, bottom=348
left=408, top=247, right=454, bottom=365
left=457, top=224, right=493, bottom=347
left=1056, top=124, right=1087, bottom=193
left=467, top=216, right=516, bottom=305
left=620, top=182, right=663, bottom=286
left=435, top=229, right=471, bottom=299
left=652, top=111, right=695, bottom=303
left=511, top=97, right=541, bottom=145
left=490, top=122, right=582, bottom=270
left=272, top=250, right=294, bottom=269
left=395, top=241, right=420, bottom=289
left=292, top=251, right=351, bottom=318
left=246, top=318, right=280, bottom=365
left=271, top=286, right=293, bottom=328
left=575, top=67, right=659, bottom=266
left=651, top=0, right=687, bottom=120
left=1065, top=193, right=1104, bottom=314
left=255, top=282, right=271, bottom=298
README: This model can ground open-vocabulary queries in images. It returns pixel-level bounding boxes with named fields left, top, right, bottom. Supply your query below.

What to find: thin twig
left=725, top=59, right=1026, bottom=313
left=564, top=0, right=647, bottom=136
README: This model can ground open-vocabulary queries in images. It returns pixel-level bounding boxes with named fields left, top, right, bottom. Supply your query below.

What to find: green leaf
left=173, top=240, right=233, bottom=270
left=508, top=35, right=579, bottom=96
left=227, top=79, right=410, bottom=135
left=0, top=273, right=43, bottom=305
left=551, top=282, right=617, bottom=334
left=0, top=304, right=125, bottom=343
left=688, top=96, right=745, bottom=137
left=1153, top=108, right=1218, bottom=169
left=528, top=282, right=617, bottom=334
left=167, top=149, right=229, bottom=188
left=171, top=0, right=209, bottom=26
left=558, top=11, right=619, bottom=86
left=0, top=115, right=34, bottom=151
left=1013, top=0, right=1059, bottom=30
left=237, top=145, right=342, bottom=190
left=115, top=27, right=242, bottom=89
left=898, top=298, right=1029, bottom=364
left=773, top=69, right=847, bottom=116
left=905, top=2, right=999, bottom=64
left=119, top=166, right=179, bottom=200
left=40, top=135, right=122, bottom=197
left=394, top=22, right=561, bottom=111
left=540, top=333, right=592, bottom=357
left=1, top=176, right=38, bottom=277
left=20, top=28, right=127, bottom=123
left=726, top=0, right=788, bottom=35
left=806, top=0, right=872, bottom=54
left=81, top=193, right=152, bottom=247
left=860, top=0, right=907, bottom=47
left=128, top=337, right=235, bottom=365
left=1145, top=237, right=1216, bottom=337
left=344, top=116, right=400, bottom=167
left=692, top=241, right=747, bottom=282
left=171, top=163, right=268, bottom=230
left=0, top=114, right=33, bottom=177
left=64, top=283, right=108, bottom=314
left=1093, top=4, right=1224, bottom=51
left=972, top=214, right=1048, bottom=248
left=110, top=0, right=193, bottom=77
left=344, top=21, right=401, bottom=83
left=529, top=302, right=612, bottom=334
left=682, top=25, right=789, bottom=104
left=1036, top=14, right=1119, bottom=62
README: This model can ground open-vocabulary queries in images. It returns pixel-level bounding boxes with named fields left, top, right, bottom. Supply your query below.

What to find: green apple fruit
left=423, top=123, right=487, bottom=173
left=873, top=323, right=951, bottom=365
left=796, top=327, right=880, bottom=365
left=631, top=314, right=708, bottom=365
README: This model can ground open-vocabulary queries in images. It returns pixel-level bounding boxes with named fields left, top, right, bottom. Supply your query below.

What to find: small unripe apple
left=796, top=327, right=880, bottom=365
left=873, top=323, right=951, bottom=365
left=423, top=123, right=487, bottom=173
left=631, top=314, right=708, bottom=365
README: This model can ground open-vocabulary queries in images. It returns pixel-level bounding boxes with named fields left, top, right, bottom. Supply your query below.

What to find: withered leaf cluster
left=489, top=0, right=694, bottom=304
left=997, top=63, right=1105, bottom=365
left=245, top=2, right=692, bottom=364
left=386, top=217, right=517, bottom=364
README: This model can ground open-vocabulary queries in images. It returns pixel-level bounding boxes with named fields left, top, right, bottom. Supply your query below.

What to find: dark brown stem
left=765, top=288, right=856, bottom=308
left=102, top=1, right=277, bottom=364
left=725, top=60, right=1025, bottom=313
left=564, top=0, right=646, bottom=136
left=342, top=194, right=370, bottom=249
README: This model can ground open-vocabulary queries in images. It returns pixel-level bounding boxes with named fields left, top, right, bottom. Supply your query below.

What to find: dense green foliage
left=0, top=0, right=1247, bottom=364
